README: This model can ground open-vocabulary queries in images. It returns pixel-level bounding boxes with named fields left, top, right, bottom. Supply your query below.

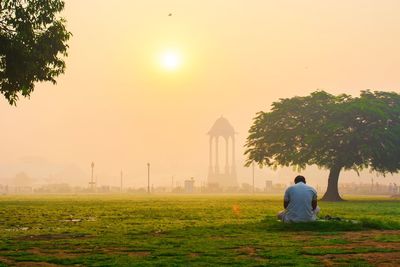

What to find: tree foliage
left=245, top=90, right=400, bottom=200
left=0, top=0, right=71, bottom=105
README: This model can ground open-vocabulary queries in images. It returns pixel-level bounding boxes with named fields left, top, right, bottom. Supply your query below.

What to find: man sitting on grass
left=277, top=175, right=320, bottom=223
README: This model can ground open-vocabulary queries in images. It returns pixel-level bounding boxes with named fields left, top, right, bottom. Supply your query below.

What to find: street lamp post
left=89, top=162, right=95, bottom=191
left=147, top=163, right=150, bottom=194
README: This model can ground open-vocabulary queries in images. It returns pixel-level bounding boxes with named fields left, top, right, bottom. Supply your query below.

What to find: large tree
left=0, top=0, right=71, bottom=105
left=245, top=90, right=400, bottom=201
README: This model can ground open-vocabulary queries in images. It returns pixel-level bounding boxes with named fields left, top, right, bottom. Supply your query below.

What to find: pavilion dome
left=208, top=116, right=235, bottom=137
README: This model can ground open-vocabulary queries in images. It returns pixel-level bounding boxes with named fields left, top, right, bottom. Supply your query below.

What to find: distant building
left=184, top=178, right=195, bottom=193
left=207, top=117, right=238, bottom=188
left=0, top=185, right=8, bottom=195
left=265, top=180, right=273, bottom=192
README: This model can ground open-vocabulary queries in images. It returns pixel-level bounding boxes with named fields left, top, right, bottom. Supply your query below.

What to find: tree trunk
left=321, top=165, right=344, bottom=201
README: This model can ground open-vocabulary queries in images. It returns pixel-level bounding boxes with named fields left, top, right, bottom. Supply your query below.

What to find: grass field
left=0, top=195, right=399, bottom=266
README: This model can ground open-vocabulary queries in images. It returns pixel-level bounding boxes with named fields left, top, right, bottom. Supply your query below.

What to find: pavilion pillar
left=231, top=136, right=236, bottom=176
left=225, top=137, right=229, bottom=174
left=215, top=136, right=220, bottom=174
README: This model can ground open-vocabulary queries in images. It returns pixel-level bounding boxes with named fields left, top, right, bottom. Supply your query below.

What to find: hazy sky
left=1, top=0, right=400, bottom=188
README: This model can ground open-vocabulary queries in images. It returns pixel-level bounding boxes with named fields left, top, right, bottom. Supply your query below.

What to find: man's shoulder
left=303, top=183, right=317, bottom=196
left=303, top=183, right=315, bottom=189
left=286, top=183, right=317, bottom=191
left=285, top=185, right=296, bottom=193
left=305, top=184, right=317, bottom=192
left=293, top=183, right=317, bottom=193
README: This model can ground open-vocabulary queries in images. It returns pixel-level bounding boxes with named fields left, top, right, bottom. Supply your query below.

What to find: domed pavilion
left=207, top=116, right=238, bottom=188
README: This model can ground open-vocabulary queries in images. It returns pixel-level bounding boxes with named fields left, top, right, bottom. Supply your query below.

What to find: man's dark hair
left=294, top=175, right=306, bottom=184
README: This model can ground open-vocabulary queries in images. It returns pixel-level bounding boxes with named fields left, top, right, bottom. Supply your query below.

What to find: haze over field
left=1, top=0, right=400, bottom=188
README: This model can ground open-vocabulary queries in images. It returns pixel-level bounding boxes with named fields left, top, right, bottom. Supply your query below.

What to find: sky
left=1, top=0, right=400, bottom=188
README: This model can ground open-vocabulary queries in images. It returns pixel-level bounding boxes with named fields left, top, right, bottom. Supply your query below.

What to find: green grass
left=0, top=195, right=399, bottom=266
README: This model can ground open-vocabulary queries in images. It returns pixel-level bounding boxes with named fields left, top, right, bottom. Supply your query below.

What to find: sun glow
left=160, top=50, right=182, bottom=71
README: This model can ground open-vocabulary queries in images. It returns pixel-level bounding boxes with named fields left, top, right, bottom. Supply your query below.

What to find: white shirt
left=283, top=182, right=318, bottom=222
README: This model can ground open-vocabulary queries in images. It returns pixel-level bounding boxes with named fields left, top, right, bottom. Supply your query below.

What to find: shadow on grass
left=260, top=216, right=400, bottom=232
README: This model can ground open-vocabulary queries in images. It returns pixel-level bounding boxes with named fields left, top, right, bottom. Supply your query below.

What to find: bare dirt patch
left=0, top=255, right=14, bottom=265
left=100, top=247, right=151, bottom=257
left=342, top=230, right=400, bottom=240
left=188, top=252, right=200, bottom=258
left=304, top=240, right=400, bottom=251
left=305, top=230, right=400, bottom=266
left=17, top=233, right=92, bottom=241
left=319, top=230, right=400, bottom=240
left=27, top=247, right=80, bottom=258
left=235, top=246, right=257, bottom=256
left=318, top=251, right=400, bottom=267
left=127, top=251, right=151, bottom=257
left=292, top=233, right=314, bottom=242
left=0, top=255, right=61, bottom=267
left=320, top=230, right=399, bottom=249
left=234, top=246, right=267, bottom=262
left=15, top=262, right=61, bottom=267
left=151, top=230, right=166, bottom=237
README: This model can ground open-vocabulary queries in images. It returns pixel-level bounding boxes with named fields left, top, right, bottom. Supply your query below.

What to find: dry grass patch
left=14, top=262, right=60, bottom=267
left=27, top=247, right=80, bottom=259
left=235, top=246, right=257, bottom=256
left=306, top=230, right=400, bottom=266
left=17, top=233, right=91, bottom=241
left=318, top=251, right=400, bottom=267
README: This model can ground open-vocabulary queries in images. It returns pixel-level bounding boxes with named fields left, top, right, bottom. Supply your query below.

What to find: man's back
left=283, top=182, right=317, bottom=222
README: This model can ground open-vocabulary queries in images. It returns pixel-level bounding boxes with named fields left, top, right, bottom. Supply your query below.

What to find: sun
left=160, top=50, right=182, bottom=71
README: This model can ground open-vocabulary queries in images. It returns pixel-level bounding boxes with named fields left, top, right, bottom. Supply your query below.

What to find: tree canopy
left=245, top=90, right=400, bottom=201
left=0, top=0, right=71, bottom=105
